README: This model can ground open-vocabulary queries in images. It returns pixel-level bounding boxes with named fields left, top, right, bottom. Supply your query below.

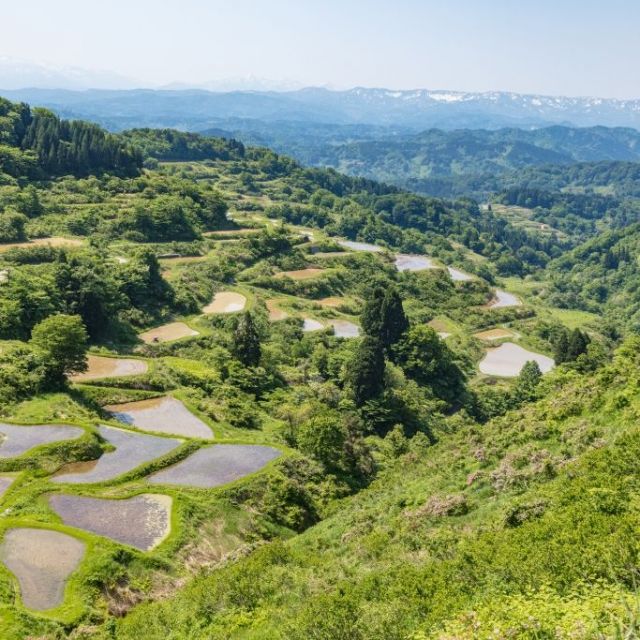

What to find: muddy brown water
left=148, top=444, right=281, bottom=488
left=49, top=494, right=172, bottom=551
left=139, top=322, right=199, bottom=344
left=70, top=355, right=148, bottom=382
left=0, top=423, right=84, bottom=458
left=0, top=528, right=85, bottom=610
left=203, top=292, right=247, bottom=314
left=53, top=425, right=182, bottom=484
left=104, top=396, right=213, bottom=439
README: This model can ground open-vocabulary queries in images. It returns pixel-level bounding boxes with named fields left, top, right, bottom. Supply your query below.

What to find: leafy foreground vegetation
left=0, top=101, right=638, bottom=638
left=109, top=339, right=640, bottom=639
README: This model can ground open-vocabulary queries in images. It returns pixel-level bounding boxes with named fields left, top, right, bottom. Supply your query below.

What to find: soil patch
left=203, top=292, right=246, bottom=314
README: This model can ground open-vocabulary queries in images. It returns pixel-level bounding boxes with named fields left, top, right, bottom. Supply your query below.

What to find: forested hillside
left=0, top=101, right=636, bottom=639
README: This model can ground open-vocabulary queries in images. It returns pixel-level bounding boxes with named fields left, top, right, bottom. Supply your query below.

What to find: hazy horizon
left=3, top=0, right=640, bottom=99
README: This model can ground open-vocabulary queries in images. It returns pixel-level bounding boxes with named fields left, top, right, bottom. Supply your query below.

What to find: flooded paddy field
left=395, top=254, right=436, bottom=272
left=0, top=423, right=84, bottom=458
left=104, top=396, right=213, bottom=439
left=329, top=319, right=360, bottom=338
left=338, top=240, right=383, bottom=253
left=488, top=289, right=522, bottom=309
left=0, top=528, right=85, bottom=610
left=0, top=474, right=16, bottom=499
left=447, top=266, right=474, bottom=282
left=479, top=342, right=555, bottom=377
left=53, top=425, right=182, bottom=484
left=70, top=355, right=148, bottom=382
left=203, top=292, right=247, bottom=314
left=49, top=494, right=172, bottom=551
left=139, top=322, right=199, bottom=344
left=266, top=300, right=288, bottom=321
left=149, top=444, right=281, bottom=489
left=303, top=318, right=325, bottom=332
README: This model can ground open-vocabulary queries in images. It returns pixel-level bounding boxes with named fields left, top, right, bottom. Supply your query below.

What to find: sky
left=2, top=0, right=640, bottom=97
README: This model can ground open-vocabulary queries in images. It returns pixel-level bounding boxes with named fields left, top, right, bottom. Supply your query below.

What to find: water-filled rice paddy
left=203, top=292, right=247, bottom=314
left=53, top=425, right=182, bottom=484
left=329, top=319, right=360, bottom=338
left=139, top=322, right=199, bottom=344
left=49, top=494, right=172, bottom=551
left=148, top=444, right=281, bottom=488
left=105, top=396, right=212, bottom=439
left=338, top=240, right=383, bottom=253
left=303, top=318, right=325, bottom=332
left=70, top=355, right=148, bottom=382
left=0, top=528, right=85, bottom=610
left=395, top=254, right=436, bottom=271
left=447, top=266, right=474, bottom=281
left=488, top=289, right=521, bottom=308
left=479, top=342, right=555, bottom=377
left=0, top=423, right=84, bottom=458
left=0, top=474, right=16, bottom=499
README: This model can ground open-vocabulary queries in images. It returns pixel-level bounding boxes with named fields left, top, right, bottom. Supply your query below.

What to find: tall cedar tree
left=233, top=311, right=262, bottom=367
left=361, top=285, right=409, bottom=351
left=348, top=336, right=386, bottom=406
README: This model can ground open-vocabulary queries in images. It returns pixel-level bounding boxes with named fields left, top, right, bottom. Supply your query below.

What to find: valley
left=0, top=96, right=635, bottom=639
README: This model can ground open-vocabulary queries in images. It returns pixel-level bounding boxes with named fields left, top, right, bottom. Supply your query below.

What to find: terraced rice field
left=53, top=425, right=182, bottom=484
left=148, top=444, right=281, bottom=488
left=447, top=266, right=474, bottom=282
left=266, top=300, right=288, bottom=321
left=395, top=254, right=436, bottom=272
left=338, top=240, right=383, bottom=253
left=105, top=396, right=213, bottom=439
left=488, top=289, right=521, bottom=309
left=49, top=494, right=172, bottom=551
left=0, top=237, right=84, bottom=253
left=203, top=292, right=247, bottom=314
left=70, top=355, right=148, bottom=382
left=479, top=342, right=555, bottom=377
left=0, top=423, right=84, bottom=458
left=329, top=319, right=360, bottom=338
left=318, top=296, right=348, bottom=308
left=139, top=322, right=199, bottom=344
left=0, top=474, right=16, bottom=499
left=0, top=528, right=85, bottom=610
left=275, top=268, right=324, bottom=280
left=474, top=328, right=516, bottom=341
left=302, top=318, right=325, bottom=332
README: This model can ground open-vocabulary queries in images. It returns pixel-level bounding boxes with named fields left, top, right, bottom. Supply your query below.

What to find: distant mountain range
left=1, top=86, right=640, bottom=131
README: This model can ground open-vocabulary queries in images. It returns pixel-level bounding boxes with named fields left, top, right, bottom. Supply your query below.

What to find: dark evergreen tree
left=567, top=329, right=591, bottom=361
left=348, top=336, right=386, bottom=406
left=233, top=312, right=262, bottom=367
left=513, top=361, right=542, bottom=404
left=361, top=285, right=408, bottom=352
left=554, top=330, right=570, bottom=364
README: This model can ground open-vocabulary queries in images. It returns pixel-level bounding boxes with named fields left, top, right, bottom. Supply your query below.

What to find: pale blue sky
left=3, top=0, right=640, bottom=97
